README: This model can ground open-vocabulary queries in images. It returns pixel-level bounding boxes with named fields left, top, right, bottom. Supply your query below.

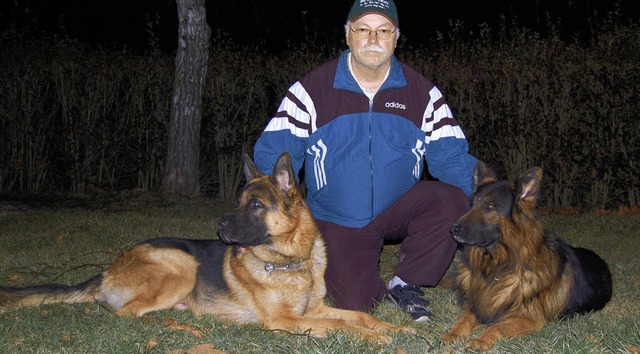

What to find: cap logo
left=358, top=0, right=391, bottom=10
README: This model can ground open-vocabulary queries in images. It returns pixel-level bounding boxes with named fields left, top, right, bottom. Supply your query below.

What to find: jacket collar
left=333, top=50, right=407, bottom=93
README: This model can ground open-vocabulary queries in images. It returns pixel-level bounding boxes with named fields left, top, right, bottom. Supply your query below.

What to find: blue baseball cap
left=348, top=0, right=399, bottom=27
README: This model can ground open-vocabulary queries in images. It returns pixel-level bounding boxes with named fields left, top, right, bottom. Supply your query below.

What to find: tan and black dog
left=0, top=153, right=415, bottom=344
left=441, top=162, right=612, bottom=351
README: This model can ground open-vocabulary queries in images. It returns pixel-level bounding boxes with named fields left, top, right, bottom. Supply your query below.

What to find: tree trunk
left=163, top=0, right=211, bottom=196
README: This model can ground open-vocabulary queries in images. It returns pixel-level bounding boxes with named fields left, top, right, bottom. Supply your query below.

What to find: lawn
left=0, top=195, right=638, bottom=353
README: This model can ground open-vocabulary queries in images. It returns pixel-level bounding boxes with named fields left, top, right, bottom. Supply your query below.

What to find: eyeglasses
left=348, top=26, right=396, bottom=40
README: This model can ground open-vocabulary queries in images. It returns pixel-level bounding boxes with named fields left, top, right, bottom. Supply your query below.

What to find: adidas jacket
left=254, top=50, right=477, bottom=228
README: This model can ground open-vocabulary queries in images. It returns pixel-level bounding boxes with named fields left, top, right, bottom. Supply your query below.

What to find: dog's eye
left=249, top=198, right=264, bottom=209
left=486, top=202, right=496, bottom=211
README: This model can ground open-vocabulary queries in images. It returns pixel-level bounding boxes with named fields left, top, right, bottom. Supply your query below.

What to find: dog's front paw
left=464, top=337, right=492, bottom=351
left=441, top=330, right=465, bottom=344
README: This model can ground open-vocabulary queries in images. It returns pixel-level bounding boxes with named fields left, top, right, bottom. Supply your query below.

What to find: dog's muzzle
left=217, top=215, right=233, bottom=243
left=450, top=223, right=468, bottom=243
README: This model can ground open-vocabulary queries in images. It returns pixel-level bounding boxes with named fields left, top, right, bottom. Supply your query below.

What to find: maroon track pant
left=316, top=180, right=467, bottom=312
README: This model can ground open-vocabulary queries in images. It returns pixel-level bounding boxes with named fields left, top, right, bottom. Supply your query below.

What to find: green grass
left=0, top=196, right=638, bottom=353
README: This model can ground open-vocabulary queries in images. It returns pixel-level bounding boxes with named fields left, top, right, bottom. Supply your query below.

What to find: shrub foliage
left=0, top=24, right=638, bottom=209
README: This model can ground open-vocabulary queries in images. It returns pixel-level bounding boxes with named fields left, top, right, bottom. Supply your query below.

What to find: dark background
left=1, top=0, right=639, bottom=52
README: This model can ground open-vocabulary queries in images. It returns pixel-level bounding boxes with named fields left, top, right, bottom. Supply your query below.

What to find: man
left=253, top=0, right=477, bottom=322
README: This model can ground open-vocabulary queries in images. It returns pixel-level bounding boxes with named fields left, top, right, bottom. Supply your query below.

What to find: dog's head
left=217, top=152, right=303, bottom=247
left=450, top=161, right=543, bottom=247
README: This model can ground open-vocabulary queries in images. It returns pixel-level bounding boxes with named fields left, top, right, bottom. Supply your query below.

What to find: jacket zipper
left=368, top=97, right=374, bottom=221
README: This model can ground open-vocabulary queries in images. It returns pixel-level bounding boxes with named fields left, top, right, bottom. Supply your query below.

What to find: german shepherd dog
left=441, top=162, right=612, bottom=351
left=0, top=153, right=415, bottom=344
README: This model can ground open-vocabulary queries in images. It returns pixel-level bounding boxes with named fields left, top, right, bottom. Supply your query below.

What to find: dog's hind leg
left=111, top=272, right=195, bottom=316
left=465, top=317, right=542, bottom=351
left=98, top=244, right=199, bottom=316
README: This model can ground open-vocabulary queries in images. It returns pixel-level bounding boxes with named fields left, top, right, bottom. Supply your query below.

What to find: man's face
left=346, top=13, right=398, bottom=69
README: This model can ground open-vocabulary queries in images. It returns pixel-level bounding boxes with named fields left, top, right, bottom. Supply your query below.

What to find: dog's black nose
left=450, top=223, right=464, bottom=236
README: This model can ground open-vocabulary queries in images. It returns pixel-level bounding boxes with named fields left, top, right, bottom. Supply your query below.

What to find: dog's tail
left=0, top=274, right=102, bottom=308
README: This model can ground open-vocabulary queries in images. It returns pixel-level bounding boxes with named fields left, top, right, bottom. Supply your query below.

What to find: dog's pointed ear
left=271, top=152, right=296, bottom=193
left=472, top=161, right=497, bottom=193
left=516, top=167, right=543, bottom=209
left=243, top=153, right=263, bottom=183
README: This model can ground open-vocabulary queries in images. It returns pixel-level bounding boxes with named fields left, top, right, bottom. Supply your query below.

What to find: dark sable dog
left=441, top=162, right=612, bottom=351
left=0, top=153, right=415, bottom=344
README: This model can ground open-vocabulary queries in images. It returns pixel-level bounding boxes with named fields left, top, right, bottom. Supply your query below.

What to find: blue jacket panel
left=254, top=50, right=477, bottom=228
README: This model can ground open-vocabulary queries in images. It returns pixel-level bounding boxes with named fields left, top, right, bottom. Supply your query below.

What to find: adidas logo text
left=385, top=102, right=406, bottom=110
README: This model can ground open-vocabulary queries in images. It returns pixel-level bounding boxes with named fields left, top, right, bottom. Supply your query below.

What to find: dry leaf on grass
left=628, top=345, right=640, bottom=354
left=8, top=273, right=24, bottom=282
left=55, top=232, right=67, bottom=244
left=146, top=338, right=158, bottom=350
left=164, top=317, right=204, bottom=338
